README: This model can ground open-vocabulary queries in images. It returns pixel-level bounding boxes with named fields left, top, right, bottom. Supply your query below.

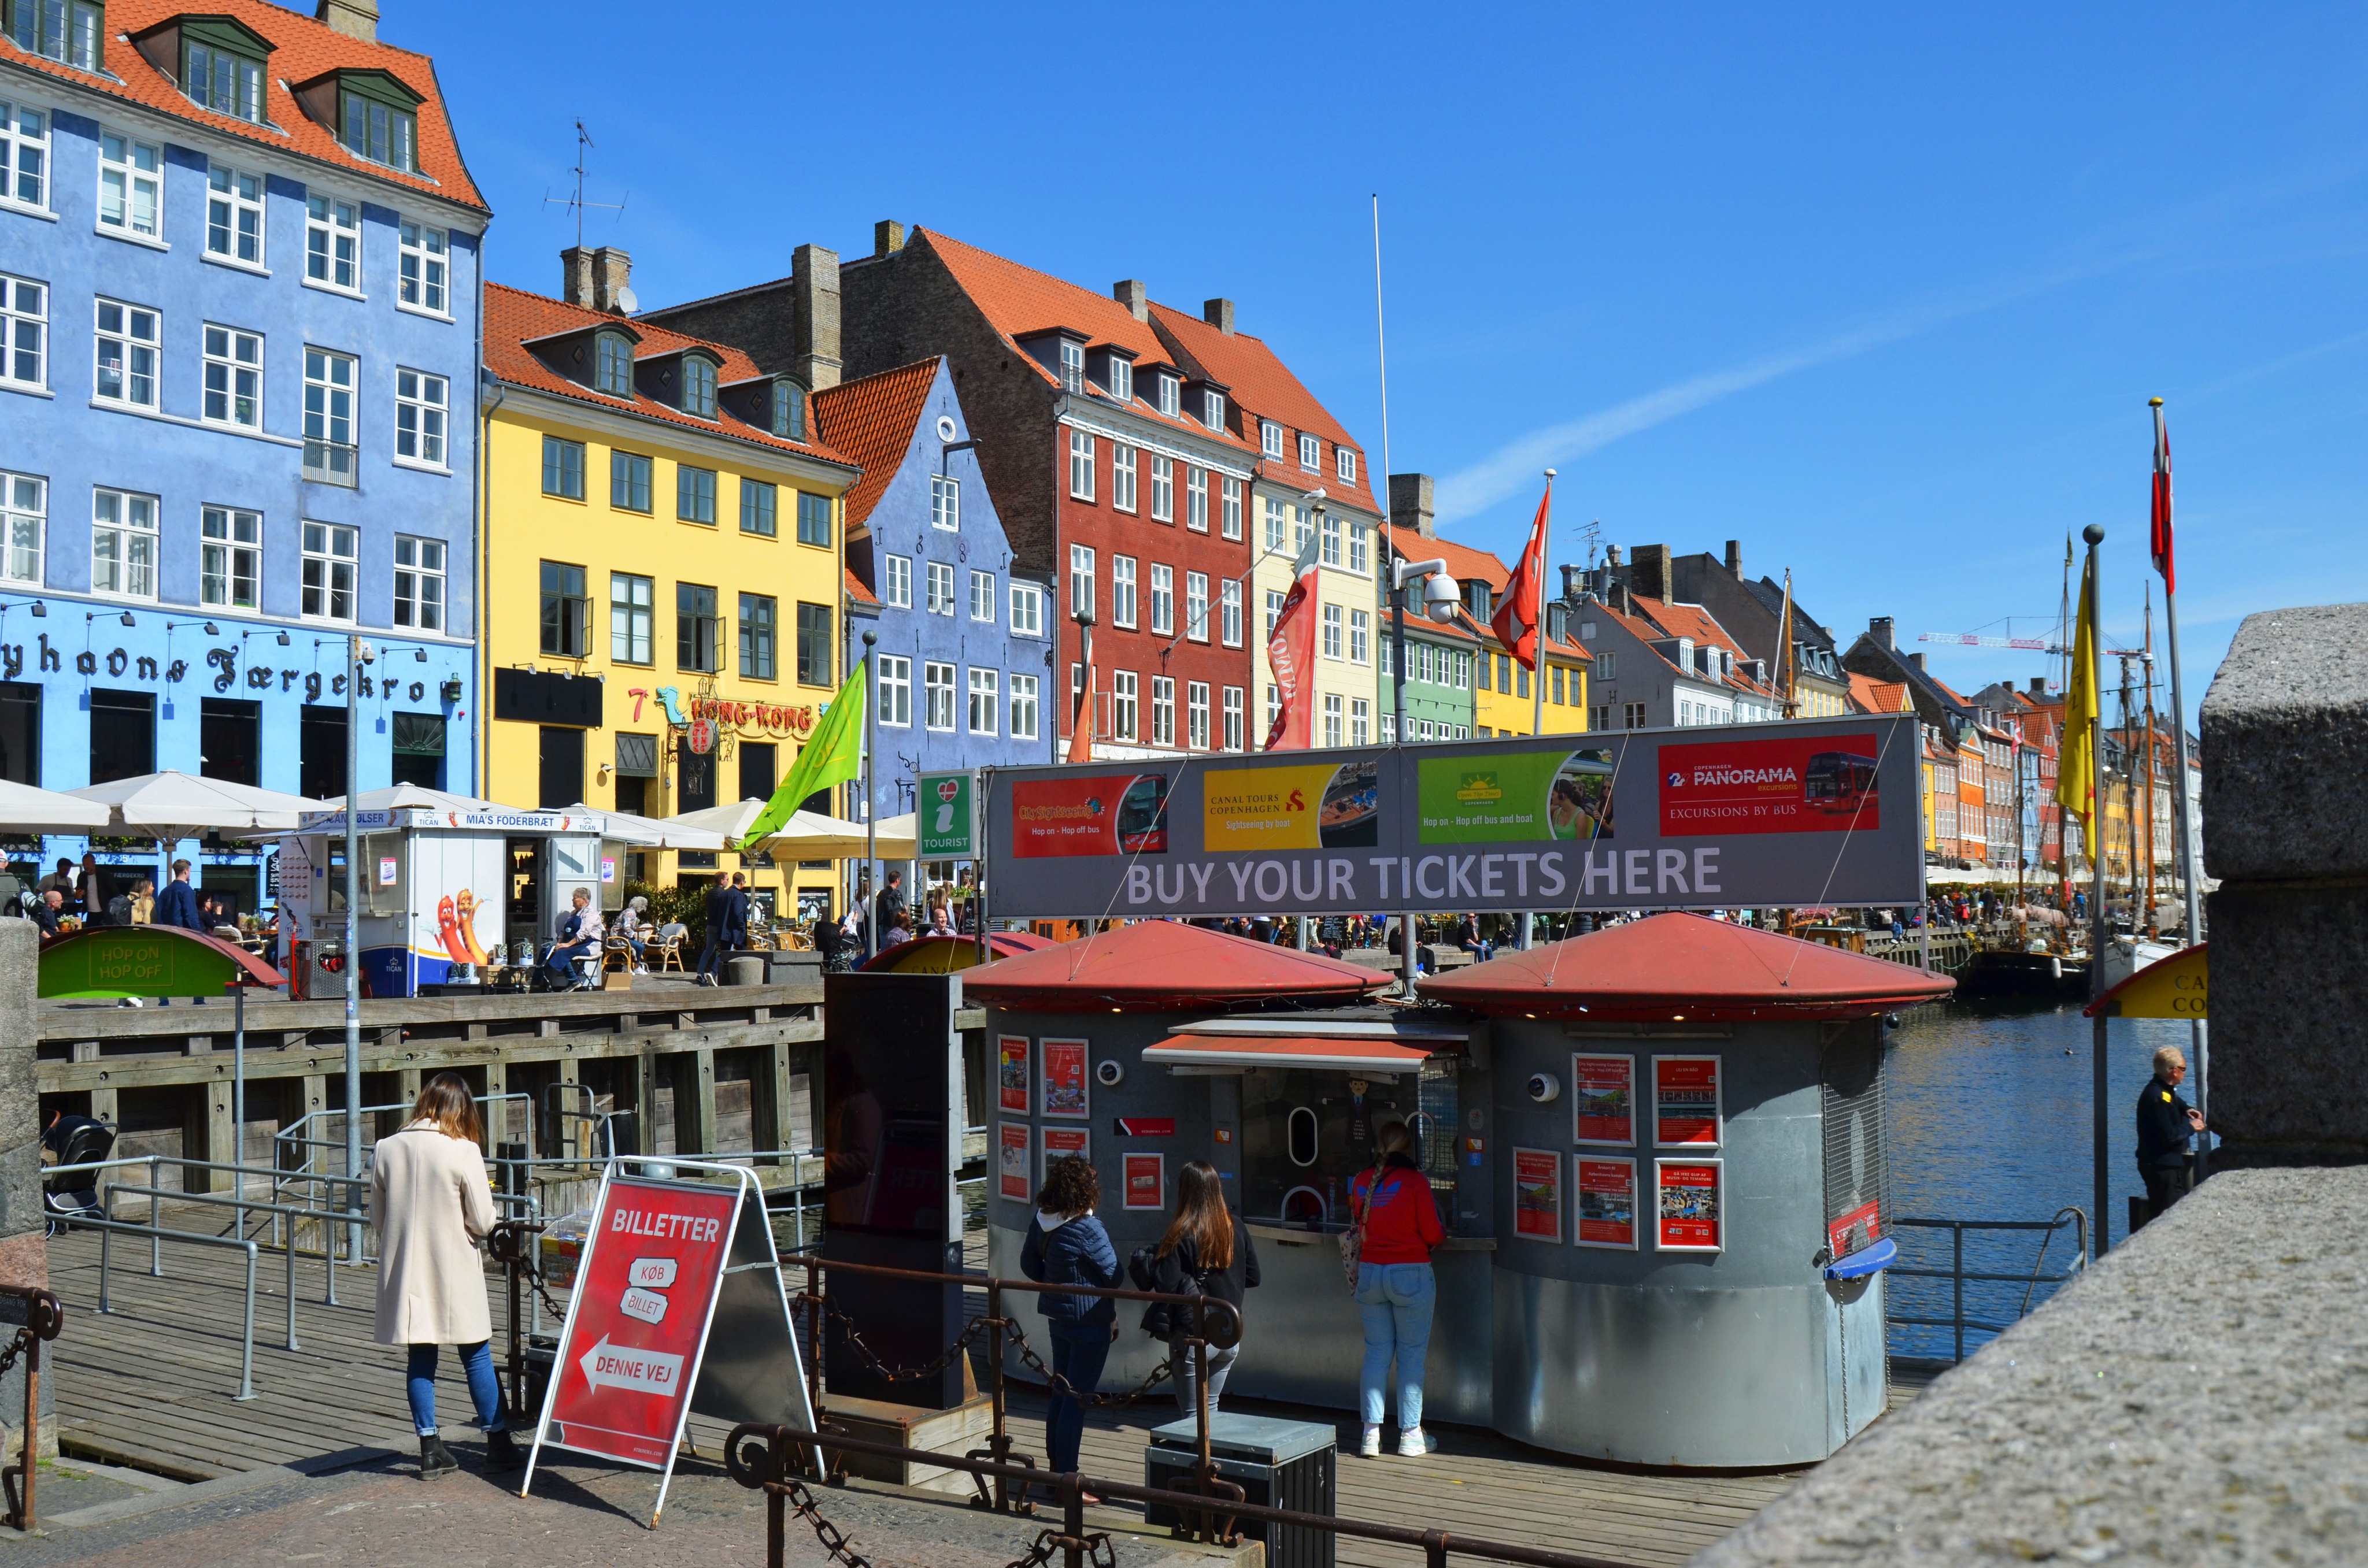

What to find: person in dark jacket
left=2136, top=1045, right=2206, bottom=1215
left=1019, top=1156, right=1120, bottom=1495
left=1348, top=1120, right=1445, bottom=1458
left=696, top=874, right=750, bottom=985
left=1149, top=1159, right=1259, bottom=1417
left=153, top=861, right=206, bottom=932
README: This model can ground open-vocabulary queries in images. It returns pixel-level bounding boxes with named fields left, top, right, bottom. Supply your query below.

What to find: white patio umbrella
left=753, top=808, right=916, bottom=861
left=71, top=770, right=317, bottom=884
left=0, top=777, right=111, bottom=834
left=558, top=803, right=726, bottom=852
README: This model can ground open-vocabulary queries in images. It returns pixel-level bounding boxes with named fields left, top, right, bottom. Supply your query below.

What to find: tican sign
left=984, top=716, right=1921, bottom=918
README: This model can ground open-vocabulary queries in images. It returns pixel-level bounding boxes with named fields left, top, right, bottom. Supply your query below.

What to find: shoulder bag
left=1340, top=1165, right=1381, bottom=1292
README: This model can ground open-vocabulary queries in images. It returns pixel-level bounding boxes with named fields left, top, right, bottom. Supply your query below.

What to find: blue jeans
left=1044, top=1322, right=1112, bottom=1475
left=1355, top=1262, right=1435, bottom=1430
left=545, top=944, right=589, bottom=987
left=697, top=937, right=726, bottom=977
left=406, top=1340, right=504, bottom=1437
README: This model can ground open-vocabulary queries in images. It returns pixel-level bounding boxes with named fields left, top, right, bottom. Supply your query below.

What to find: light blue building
left=812, top=357, right=1055, bottom=904
left=0, top=0, right=484, bottom=915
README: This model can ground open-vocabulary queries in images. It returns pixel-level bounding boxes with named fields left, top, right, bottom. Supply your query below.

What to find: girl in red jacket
left=1348, top=1121, right=1444, bottom=1456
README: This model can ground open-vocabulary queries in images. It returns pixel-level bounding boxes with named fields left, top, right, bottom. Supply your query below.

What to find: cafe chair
left=650, top=923, right=689, bottom=974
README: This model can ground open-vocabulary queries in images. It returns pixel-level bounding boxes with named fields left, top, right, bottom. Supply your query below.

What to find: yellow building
left=1472, top=621, right=1589, bottom=737
left=478, top=252, right=858, bottom=917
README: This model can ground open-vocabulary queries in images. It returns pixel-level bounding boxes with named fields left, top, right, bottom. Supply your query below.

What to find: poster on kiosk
left=521, top=1159, right=815, bottom=1525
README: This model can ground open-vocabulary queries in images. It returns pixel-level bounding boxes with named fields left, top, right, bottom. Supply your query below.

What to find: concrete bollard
left=724, top=956, right=766, bottom=988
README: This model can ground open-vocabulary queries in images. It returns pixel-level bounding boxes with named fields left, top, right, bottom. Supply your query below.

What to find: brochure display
left=998, top=1123, right=1031, bottom=1200
left=1655, top=1159, right=1723, bottom=1252
left=1512, top=1148, right=1562, bottom=1241
left=522, top=1159, right=813, bottom=1526
left=1575, top=1156, right=1639, bottom=1250
left=1571, top=1053, right=1636, bottom=1145
left=1123, top=1152, right=1164, bottom=1211
left=1652, top=1055, right=1722, bottom=1147
left=1042, top=1125, right=1089, bottom=1181
left=1039, top=1039, right=1090, bottom=1118
left=997, top=1035, right=1029, bottom=1113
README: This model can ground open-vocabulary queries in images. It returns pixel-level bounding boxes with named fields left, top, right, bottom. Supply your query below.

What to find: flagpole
left=2153, top=396, right=2209, bottom=1175
left=1522, top=469, right=1553, bottom=950
left=2083, top=524, right=2111, bottom=1254
left=862, top=632, right=878, bottom=961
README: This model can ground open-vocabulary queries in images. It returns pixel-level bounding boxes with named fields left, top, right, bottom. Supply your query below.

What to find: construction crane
left=1918, top=632, right=2069, bottom=655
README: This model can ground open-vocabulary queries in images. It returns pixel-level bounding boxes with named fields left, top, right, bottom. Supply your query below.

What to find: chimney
left=790, top=243, right=843, bottom=390
left=1605, top=543, right=1622, bottom=569
left=1725, top=539, right=1742, bottom=579
left=1870, top=615, right=1895, bottom=649
left=1560, top=564, right=1585, bottom=602
left=560, top=246, right=593, bottom=309
left=2030, top=677, right=2047, bottom=695
left=1203, top=298, right=1235, bottom=335
left=1908, top=652, right=1927, bottom=673
left=1608, top=580, right=1631, bottom=615
left=1631, top=544, right=1673, bottom=603
left=1112, top=280, right=1149, bottom=323
left=1388, top=474, right=1435, bottom=540
left=315, top=0, right=378, bottom=42
left=589, top=246, right=632, bottom=314
left=874, top=220, right=905, bottom=258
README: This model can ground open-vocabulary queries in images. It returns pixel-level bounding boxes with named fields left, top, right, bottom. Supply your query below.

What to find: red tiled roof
left=844, top=566, right=878, bottom=607
left=1390, top=531, right=1512, bottom=595
left=957, top=920, right=1387, bottom=1013
left=1848, top=674, right=1910, bottom=714
left=812, top=358, right=940, bottom=527
left=1631, top=598, right=1744, bottom=658
left=919, top=230, right=1258, bottom=456
left=1148, top=303, right=1380, bottom=514
left=3, top=0, right=485, bottom=212
left=484, top=284, right=852, bottom=466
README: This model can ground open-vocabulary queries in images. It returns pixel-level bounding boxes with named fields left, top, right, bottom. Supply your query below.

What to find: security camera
left=1424, top=573, right=1462, bottom=623
left=357, top=642, right=377, bottom=665
left=1095, top=1059, right=1126, bottom=1089
left=1526, top=1073, right=1560, bottom=1104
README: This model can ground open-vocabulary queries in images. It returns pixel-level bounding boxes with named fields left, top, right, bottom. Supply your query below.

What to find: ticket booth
left=1421, top=912, right=1953, bottom=1467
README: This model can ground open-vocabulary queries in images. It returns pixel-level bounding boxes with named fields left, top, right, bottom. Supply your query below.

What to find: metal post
left=1390, top=580, right=1414, bottom=998
left=235, top=1241, right=256, bottom=1400
left=1952, top=1222, right=1965, bottom=1363
left=861, top=631, right=878, bottom=961
left=2157, top=398, right=2208, bottom=1173
left=147, top=1156, right=160, bottom=1277
left=344, top=633, right=364, bottom=1264
left=2083, top=525, right=2111, bottom=1255
left=232, top=982, right=245, bottom=1198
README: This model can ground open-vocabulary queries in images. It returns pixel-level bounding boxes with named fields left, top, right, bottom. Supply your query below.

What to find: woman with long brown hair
left=371, top=1072, right=517, bottom=1480
left=1150, top=1159, right=1260, bottom=1415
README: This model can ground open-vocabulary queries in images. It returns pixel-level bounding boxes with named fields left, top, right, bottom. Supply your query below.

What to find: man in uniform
left=2134, top=1044, right=2206, bottom=1215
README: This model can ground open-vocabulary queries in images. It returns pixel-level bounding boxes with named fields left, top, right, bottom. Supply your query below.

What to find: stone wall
left=0, top=918, right=53, bottom=1457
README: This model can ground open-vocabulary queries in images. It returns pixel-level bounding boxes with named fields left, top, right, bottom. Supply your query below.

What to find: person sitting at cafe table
left=28, top=888, right=61, bottom=936
left=543, top=889, right=604, bottom=992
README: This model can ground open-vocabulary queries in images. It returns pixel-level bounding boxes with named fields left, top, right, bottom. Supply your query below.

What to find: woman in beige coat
left=371, top=1073, right=518, bottom=1479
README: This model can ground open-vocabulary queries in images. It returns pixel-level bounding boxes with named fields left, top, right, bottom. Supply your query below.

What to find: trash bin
left=1143, top=1413, right=1335, bottom=1568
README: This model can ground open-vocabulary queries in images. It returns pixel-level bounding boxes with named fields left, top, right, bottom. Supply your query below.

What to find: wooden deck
left=40, top=1227, right=1927, bottom=1566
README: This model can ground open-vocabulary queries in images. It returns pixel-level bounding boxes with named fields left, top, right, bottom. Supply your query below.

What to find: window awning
left=1142, top=1035, right=1446, bottom=1074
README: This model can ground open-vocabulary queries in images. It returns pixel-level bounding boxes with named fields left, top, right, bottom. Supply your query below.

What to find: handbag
left=1340, top=1165, right=1380, bottom=1292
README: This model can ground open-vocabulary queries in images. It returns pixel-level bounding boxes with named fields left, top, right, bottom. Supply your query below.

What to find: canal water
left=1883, top=998, right=2207, bottom=1360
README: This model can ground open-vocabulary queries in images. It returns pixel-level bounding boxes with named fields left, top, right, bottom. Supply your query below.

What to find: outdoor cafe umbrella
left=69, top=771, right=315, bottom=885
left=0, top=777, right=112, bottom=835
left=752, top=807, right=917, bottom=861
left=557, top=802, right=725, bottom=852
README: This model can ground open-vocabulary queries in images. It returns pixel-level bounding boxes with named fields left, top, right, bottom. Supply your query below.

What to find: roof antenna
left=543, top=120, right=628, bottom=248
left=1577, top=517, right=1605, bottom=570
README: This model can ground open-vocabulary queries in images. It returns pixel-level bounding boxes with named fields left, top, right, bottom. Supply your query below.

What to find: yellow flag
left=2055, top=555, right=2096, bottom=825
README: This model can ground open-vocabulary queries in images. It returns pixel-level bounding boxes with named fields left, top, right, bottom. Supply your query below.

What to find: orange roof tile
left=4, top=0, right=486, bottom=212
left=1148, top=303, right=1380, bottom=514
left=484, top=284, right=852, bottom=467
left=812, top=358, right=941, bottom=528
left=1848, top=673, right=1910, bottom=714
left=1630, top=597, right=1746, bottom=658
left=844, top=566, right=878, bottom=607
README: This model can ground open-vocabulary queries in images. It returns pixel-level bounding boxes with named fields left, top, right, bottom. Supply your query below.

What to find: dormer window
left=304, top=69, right=426, bottom=173
left=1337, top=447, right=1357, bottom=483
left=1204, top=390, right=1224, bottom=429
left=772, top=379, right=806, bottom=440
left=594, top=331, right=633, bottom=396
left=187, top=40, right=262, bottom=119
left=1059, top=340, right=1084, bottom=392
left=1298, top=432, right=1320, bottom=472
left=681, top=353, right=718, bottom=419
left=8, top=0, right=101, bottom=71
left=1261, top=420, right=1284, bottom=458
left=1107, top=355, right=1132, bottom=403
left=1156, top=373, right=1178, bottom=417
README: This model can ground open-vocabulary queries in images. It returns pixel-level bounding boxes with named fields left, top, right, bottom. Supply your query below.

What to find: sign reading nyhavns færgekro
left=983, top=714, right=1918, bottom=918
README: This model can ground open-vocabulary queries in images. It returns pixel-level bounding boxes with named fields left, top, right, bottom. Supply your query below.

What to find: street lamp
left=1388, top=554, right=1460, bottom=743
left=343, top=633, right=373, bottom=1259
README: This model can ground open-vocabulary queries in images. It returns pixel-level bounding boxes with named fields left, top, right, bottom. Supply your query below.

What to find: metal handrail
left=101, top=1183, right=320, bottom=1347
left=84, top=1215, right=259, bottom=1400
left=1886, top=1210, right=2088, bottom=1362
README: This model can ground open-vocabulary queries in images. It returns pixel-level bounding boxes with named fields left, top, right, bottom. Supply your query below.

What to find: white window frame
left=1220, top=580, right=1242, bottom=647
left=1149, top=454, right=1172, bottom=522
left=393, top=532, right=445, bottom=631
left=1010, top=581, right=1042, bottom=636
left=1349, top=516, right=1370, bottom=574
left=1298, top=432, right=1320, bottom=472
left=968, top=666, right=999, bottom=735
left=301, top=519, right=358, bottom=622
left=0, top=471, right=43, bottom=586
left=1068, top=428, right=1094, bottom=500
left=1157, top=373, right=1178, bottom=417
left=1070, top=544, right=1094, bottom=621
left=1107, top=355, right=1132, bottom=403
left=1264, top=589, right=1283, bottom=644
left=1112, top=443, right=1138, bottom=513
left=925, top=663, right=957, bottom=731
left=1149, top=562, right=1173, bottom=636
left=1111, top=554, right=1137, bottom=629
left=1322, top=602, right=1343, bottom=659
left=1111, top=669, right=1138, bottom=742
left=1264, top=496, right=1285, bottom=553
left=199, top=504, right=260, bottom=610
left=1222, top=686, right=1244, bottom=752
left=305, top=194, right=362, bottom=295
left=610, top=570, right=654, bottom=663
left=1322, top=693, right=1342, bottom=748
left=1186, top=465, right=1208, bottom=532
left=878, top=654, right=913, bottom=727
left=1337, top=447, right=1357, bottom=483
left=925, top=559, right=956, bottom=617
left=0, top=101, right=51, bottom=215
left=92, top=298, right=159, bottom=409
left=97, top=131, right=162, bottom=243
left=201, top=323, right=262, bottom=430
left=1059, top=340, right=1085, bottom=392
left=1320, top=510, right=1342, bottom=566
left=1221, top=476, right=1242, bottom=540
left=884, top=554, right=912, bottom=609
left=1350, top=697, right=1370, bottom=747
left=1011, top=672, right=1040, bottom=740
left=1151, top=674, right=1175, bottom=748
left=969, top=568, right=996, bottom=623
left=1265, top=683, right=1280, bottom=736
left=1349, top=607, right=1370, bottom=665
left=205, top=163, right=265, bottom=269
left=1204, top=390, right=1224, bottom=430
left=303, top=346, right=357, bottom=484
left=397, top=219, right=449, bottom=317
left=1, top=275, right=47, bottom=392
left=1185, top=570, right=1208, bottom=643
left=1187, top=680, right=1209, bottom=750
left=90, top=487, right=158, bottom=600
left=1261, top=420, right=1284, bottom=458
left=394, top=366, right=449, bottom=470
left=931, top=472, right=960, bottom=531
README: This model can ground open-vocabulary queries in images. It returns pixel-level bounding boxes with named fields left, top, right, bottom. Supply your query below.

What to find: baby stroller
left=43, top=1114, right=116, bottom=1235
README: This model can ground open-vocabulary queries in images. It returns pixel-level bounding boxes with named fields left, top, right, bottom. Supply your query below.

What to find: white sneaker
left=1358, top=1425, right=1382, bottom=1458
left=1397, top=1427, right=1431, bottom=1456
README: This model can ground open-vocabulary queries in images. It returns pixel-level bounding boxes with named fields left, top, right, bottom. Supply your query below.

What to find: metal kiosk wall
left=1422, top=913, right=1952, bottom=1467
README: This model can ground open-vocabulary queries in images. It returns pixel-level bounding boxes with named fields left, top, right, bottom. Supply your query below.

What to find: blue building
left=0, top=0, right=484, bottom=915
left=812, top=357, right=1055, bottom=895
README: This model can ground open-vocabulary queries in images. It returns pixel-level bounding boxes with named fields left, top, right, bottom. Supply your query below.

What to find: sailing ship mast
left=1776, top=570, right=1797, bottom=719
left=2141, top=584, right=2159, bottom=936
left=2055, top=536, right=2074, bottom=890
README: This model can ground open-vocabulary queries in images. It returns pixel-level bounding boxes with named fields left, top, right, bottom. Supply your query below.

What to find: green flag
left=738, top=658, right=867, bottom=853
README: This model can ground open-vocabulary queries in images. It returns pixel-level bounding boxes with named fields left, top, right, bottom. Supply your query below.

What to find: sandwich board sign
left=520, top=1158, right=815, bottom=1525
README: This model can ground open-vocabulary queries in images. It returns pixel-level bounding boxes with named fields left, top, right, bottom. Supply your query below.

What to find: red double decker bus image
left=1804, top=750, right=1879, bottom=817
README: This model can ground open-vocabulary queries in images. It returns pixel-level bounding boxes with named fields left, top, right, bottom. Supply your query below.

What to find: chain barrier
left=806, top=1293, right=1176, bottom=1407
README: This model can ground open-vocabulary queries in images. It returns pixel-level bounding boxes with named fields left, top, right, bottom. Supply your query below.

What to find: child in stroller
left=42, top=1111, right=115, bottom=1234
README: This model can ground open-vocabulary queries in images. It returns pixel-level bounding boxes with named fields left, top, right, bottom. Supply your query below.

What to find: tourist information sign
left=521, top=1159, right=815, bottom=1525
left=983, top=714, right=1919, bottom=918
left=917, top=769, right=978, bottom=858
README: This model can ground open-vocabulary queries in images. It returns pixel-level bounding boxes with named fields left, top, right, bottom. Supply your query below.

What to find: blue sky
left=415, top=1, right=2368, bottom=723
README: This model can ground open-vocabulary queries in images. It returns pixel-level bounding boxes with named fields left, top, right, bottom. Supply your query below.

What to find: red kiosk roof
left=958, top=922, right=1390, bottom=1014
left=1419, top=912, right=1954, bottom=1022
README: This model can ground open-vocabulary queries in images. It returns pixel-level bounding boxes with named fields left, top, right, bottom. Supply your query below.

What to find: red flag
left=2151, top=401, right=2174, bottom=595
left=1263, top=528, right=1322, bottom=750
left=1067, top=635, right=1095, bottom=763
left=1491, top=481, right=1552, bottom=669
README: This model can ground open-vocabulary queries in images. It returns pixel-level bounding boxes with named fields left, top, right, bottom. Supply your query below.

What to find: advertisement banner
left=981, top=716, right=1918, bottom=918
left=1656, top=1160, right=1723, bottom=1252
left=1041, top=1125, right=1090, bottom=1184
left=1512, top=1148, right=1563, bottom=1241
left=1653, top=1055, right=1722, bottom=1147
left=998, top=1124, right=1031, bottom=1202
left=1039, top=1039, right=1090, bottom=1120
left=1659, top=732, right=1881, bottom=837
left=1576, top=1157, right=1639, bottom=1250
left=541, top=1176, right=739, bottom=1469
left=997, top=1035, right=1029, bottom=1115
left=1571, top=1053, right=1636, bottom=1146
left=1122, top=1152, right=1164, bottom=1211
left=918, top=772, right=977, bottom=858
left=1828, top=1198, right=1881, bottom=1259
